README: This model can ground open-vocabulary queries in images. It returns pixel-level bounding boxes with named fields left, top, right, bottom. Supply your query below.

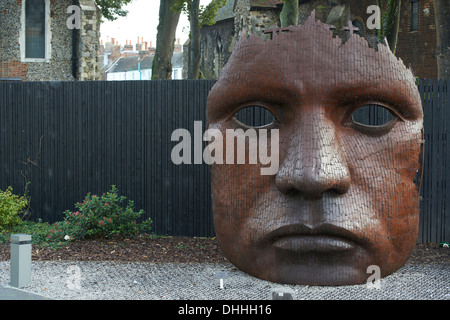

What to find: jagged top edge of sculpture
left=239, top=10, right=377, bottom=47
left=234, top=10, right=413, bottom=77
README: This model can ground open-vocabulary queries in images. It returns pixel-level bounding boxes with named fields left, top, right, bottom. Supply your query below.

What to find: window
left=411, top=0, right=419, bottom=31
left=26, top=0, right=46, bottom=58
left=21, top=0, right=50, bottom=61
left=173, top=69, right=180, bottom=80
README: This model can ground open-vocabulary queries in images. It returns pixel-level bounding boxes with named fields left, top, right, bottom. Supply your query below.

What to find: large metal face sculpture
left=206, top=14, right=424, bottom=285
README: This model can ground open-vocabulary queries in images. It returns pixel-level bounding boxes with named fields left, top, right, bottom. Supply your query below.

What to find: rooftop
left=215, top=0, right=284, bottom=22
left=249, top=0, right=283, bottom=8
left=215, top=0, right=236, bottom=21
left=108, top=52, right=183, bottom=73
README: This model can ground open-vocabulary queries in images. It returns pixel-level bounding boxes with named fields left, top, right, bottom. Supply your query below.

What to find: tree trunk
left=385, top=0, right=401, bottom=54
left=434, top=0, right=450, bottom=79
left=188, top=0, right=201, bottom=79
left=280, top=0, right=299, bottom=27
left=152, top=0, right=181, bottom=80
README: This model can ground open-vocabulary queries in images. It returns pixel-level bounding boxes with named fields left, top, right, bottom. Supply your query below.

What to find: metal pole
left=10, top=234, right=32, bottom=288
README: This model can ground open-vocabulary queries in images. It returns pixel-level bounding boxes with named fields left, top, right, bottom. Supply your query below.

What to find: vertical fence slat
left=431, top=79, right=439, bottom=243
left=440, top=79, right=445, bottom=242
left=445, top=80, right=450, bottom=242
left=0, top=79, right=446, bottom=240
left=425, top=79, right=433, bottom=243
left=418, top=79, right=425, bottom=244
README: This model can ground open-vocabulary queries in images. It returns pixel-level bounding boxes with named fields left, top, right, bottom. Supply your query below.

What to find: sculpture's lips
left=272, top=235, right=355, bottom=252
left=267, top=224, right=361, bottom=253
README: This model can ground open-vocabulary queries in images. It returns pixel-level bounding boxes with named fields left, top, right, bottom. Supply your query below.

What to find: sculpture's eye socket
left=234, top=105, right=275, bottom=128
left=351, top=104, right=398, bottom=134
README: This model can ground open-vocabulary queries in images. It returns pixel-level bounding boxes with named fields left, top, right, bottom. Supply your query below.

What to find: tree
left=94, top=0, right=134, bottom=21
left=173, top=0, right=227, bottom=79
left=377, top=0, right=401, bottom=54
left=152, top=0, right=181, bottom=80
left=152, top=0, right=226, bottom=80
left=188, top=0, right=202, bottom=79
left=433, top=0, right=450, bottom=79
left=280, top=0, right=299, bottom=28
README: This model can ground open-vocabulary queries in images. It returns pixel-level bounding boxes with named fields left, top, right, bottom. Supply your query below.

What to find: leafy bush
left=0, top=187, right=28, bottom=231
left=0, top=185, right=152, bottom=249
left=0, top=219, right=54, bottom=245
left=47, top=185, right=152, bottom=243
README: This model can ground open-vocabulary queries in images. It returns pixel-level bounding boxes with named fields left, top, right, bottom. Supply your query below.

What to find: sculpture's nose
left=275, top=108, right=351, bottom=200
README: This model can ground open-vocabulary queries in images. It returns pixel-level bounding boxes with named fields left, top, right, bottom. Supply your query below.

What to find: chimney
left=174, top=38, right=182, bottom=53
left=124, top=40, right=134, bottom=51
left=144, top=42, right=148, bottom=50
left=148, top=41, right=155, bottom=54
left=111, top=45, right=121, bottom=62
left=112, top=38, right=116, bottom=45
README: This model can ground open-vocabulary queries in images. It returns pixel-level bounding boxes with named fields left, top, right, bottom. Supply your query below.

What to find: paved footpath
left=0, top=261, right=449, bottom=300
left=0, top=285, right=51, bottom=300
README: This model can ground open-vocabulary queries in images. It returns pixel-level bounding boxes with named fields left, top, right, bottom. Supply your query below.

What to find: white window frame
left=20, top=0, right=52, bottom=62
left=172, top=68, right=182, bottom=80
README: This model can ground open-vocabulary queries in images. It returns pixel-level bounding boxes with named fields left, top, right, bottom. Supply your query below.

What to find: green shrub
left=0, top=187, right=28, bottom=231
left=0, top=219, right=70, bottom=249
left=1, top=220, right=54, bottom=245
left=47, top=185, right=152, bottom=243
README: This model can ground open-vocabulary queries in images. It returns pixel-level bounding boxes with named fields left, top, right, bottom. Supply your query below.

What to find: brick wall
left=0, top=1, right=26, bottom=79
left=347, top=0, right=437, bottom=79
left=396, top=0, right=437, bottom=78
left=0, top=60, right=27, bottom=79
left=0, top=0, right=101, bottom=81
left=0, top=0, right=75, bottom=80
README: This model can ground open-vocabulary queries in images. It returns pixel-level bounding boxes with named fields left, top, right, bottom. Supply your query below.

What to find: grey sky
left=100, top=0, right=212, bottom=47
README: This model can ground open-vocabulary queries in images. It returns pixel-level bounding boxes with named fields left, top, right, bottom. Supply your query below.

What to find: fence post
left=10, top=234, right=32, bottom=288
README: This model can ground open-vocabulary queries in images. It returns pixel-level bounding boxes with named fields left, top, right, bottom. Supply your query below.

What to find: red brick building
left=347, top=0, right=437, bottom=79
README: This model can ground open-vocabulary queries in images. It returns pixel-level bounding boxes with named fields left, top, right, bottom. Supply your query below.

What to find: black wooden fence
left=418, top=79, right=450, bottom=244
left=0, top=79, right=449, bottom=243
left=0, top=80, right=215, bottom=237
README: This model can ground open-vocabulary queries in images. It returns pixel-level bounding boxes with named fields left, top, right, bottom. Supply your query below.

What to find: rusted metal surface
left=207, top=13, right=424, bottom=285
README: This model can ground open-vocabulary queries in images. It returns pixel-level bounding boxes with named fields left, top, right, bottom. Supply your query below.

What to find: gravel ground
left=0, top=239, right=448, bottom=300
left=0, top=260, right=448, bottom=300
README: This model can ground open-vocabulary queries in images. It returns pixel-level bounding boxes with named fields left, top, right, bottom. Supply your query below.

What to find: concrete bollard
left=10, top=234, right=32, bottom=288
